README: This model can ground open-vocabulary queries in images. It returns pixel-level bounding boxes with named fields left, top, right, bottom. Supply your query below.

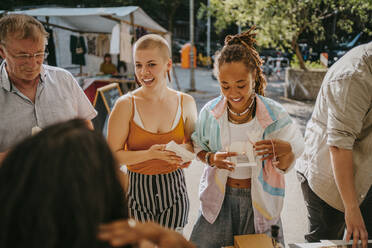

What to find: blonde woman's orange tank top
left=126, top=95, right=186, bottom=175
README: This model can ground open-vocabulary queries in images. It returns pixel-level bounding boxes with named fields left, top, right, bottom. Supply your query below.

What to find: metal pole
left=189, top=0, right=196, bottom=91
left=206, top=0, right=211, bottom=68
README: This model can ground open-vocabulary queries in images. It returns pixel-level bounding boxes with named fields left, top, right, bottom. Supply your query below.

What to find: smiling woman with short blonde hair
left=107, top=34, right=198, bottom=232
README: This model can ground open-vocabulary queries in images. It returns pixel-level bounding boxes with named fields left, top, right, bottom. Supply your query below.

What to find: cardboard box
left=234, top=234, right=274, bottom=248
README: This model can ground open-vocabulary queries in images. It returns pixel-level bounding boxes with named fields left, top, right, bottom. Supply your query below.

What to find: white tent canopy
left=9, top=6, right=167, bottom=34
left=4, top=7, right=169, bottom=74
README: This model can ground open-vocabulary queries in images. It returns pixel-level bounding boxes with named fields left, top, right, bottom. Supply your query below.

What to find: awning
left=8, top=7, right=167, bottom=34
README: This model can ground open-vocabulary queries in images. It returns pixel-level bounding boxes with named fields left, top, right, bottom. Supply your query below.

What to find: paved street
left=171, top=65, right=315, bottom=246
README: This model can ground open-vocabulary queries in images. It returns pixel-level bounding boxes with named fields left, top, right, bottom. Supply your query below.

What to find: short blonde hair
left=133, top=34, right=170, bottom=60
left=0, top=14, right=48, bottom=46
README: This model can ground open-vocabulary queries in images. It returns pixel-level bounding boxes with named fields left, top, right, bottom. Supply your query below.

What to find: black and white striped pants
left=127, top=169, right=189, bottom=229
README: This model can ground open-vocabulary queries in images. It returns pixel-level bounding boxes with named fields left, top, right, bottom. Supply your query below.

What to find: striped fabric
left=127, top=169, right=189, bottom=229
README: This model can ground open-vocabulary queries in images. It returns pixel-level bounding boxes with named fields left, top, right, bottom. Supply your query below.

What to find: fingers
left=352, top=229, right=360, bottom=248
left=99, top=220, right=195, bottom=248
left=260, top=154, right=274, bottom=161
left=345, top=226, right=368, bottom=248
left=215, top=151, right=238, bottom=159
left=215, top=160, right=235, bottom=171
left=254, top=144, right=272, bottom=155
left=179, top=161, right=191, bottom=168
left=351, top=227, right=368, bottom=248
left=151, top=144, right=166, bottom=151
left=360, top=229, right=368, bottom=248
left=255, top=140, right=274, bottom=146
left=254, top=139, right=291, bottom=158
left=98, top=220, right=137, bottom=246
left=254, top=144, right=275, bottom=161
left=167, top=154, right=183, bottom=164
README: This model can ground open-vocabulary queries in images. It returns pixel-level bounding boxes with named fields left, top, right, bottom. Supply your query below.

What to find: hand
left=98, top=219, right=195, bottom=248
left=209, top=152, right=238, bottom=171
left=179, top=161, right=192, bottom=169
left=254, top=139, right=292, bottom=161
left=148, top=144, right=183, bottom=165
left=345, top=207, right=368, bottom=248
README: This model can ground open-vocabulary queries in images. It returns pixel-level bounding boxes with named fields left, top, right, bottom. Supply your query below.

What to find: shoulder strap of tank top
left=129, top=92, right=135, bottom=121
left=179, top=92, right=184, bottom=117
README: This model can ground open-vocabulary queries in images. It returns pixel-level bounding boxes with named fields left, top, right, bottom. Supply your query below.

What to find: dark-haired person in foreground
left=0, top=119, right=194, bottom=248
left=189, top=27, right=304, bottom=247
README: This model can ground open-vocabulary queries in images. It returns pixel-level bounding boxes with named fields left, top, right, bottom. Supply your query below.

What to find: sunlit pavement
left=171, top=65, right=315, bottom=246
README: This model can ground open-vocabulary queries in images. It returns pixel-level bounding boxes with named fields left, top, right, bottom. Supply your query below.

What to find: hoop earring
left=167, top=70, right=171, bottom=83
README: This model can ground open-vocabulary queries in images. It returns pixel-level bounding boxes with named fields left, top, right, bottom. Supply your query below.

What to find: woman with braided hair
left=189, top=27, right=304, bottom=247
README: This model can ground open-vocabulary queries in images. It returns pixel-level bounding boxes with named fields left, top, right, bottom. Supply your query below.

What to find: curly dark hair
left=214, top=26, right=266, bottom=96
left=0, top=119, right=128, bottom=248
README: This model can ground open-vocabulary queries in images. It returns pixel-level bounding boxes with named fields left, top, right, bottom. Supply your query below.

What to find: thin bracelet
left=205, top=152, right=214, bottom=167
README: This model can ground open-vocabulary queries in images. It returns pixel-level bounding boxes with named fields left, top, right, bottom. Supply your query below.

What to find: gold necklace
left=228, top=98, right=256, bottom=124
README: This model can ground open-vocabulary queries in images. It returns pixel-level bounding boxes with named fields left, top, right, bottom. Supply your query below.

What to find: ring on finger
left=128, top=218, right=137, bottom=228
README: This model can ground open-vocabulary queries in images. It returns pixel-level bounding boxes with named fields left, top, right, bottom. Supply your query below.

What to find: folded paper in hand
left=165, top=141, right=195, bottom=163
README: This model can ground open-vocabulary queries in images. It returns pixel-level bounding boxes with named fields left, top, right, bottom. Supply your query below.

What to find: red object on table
left=84, top=80, right=111, bottom=104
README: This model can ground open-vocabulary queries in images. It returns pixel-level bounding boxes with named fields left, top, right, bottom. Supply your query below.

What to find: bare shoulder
left=111, top=93, right=132, bottom=118
left=115, top=93, right=132, bottom=108
left=177, top=91, right=197, bottom=119
left=178, top=91, right=196, bottom=105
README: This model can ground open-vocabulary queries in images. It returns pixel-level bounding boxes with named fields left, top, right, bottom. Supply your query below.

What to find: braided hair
left=214, top=26, right=266, bottom=96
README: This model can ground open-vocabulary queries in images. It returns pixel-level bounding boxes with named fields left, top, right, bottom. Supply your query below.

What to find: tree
left=200, top=0, right=372, bottom=70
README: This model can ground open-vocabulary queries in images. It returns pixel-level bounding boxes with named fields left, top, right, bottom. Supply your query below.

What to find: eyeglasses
left=2, top=46, right=49, bottom=61
left=8, top=51, right=49, bottom=60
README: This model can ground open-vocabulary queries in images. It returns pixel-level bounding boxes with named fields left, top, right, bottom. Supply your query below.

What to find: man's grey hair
left=0, top=14, right=48, bottom=46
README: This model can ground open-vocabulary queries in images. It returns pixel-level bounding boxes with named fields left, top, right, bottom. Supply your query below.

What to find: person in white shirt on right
left=296, top=42, right=372, bottom=248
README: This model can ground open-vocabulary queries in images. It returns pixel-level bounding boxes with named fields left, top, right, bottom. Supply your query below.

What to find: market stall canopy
left=7, top=6, right=168, bottom=34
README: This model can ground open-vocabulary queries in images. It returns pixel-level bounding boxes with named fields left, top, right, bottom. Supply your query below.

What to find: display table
left=288, top=240, right=372, bottom=247
left=76, top=76, right=136, bottom=104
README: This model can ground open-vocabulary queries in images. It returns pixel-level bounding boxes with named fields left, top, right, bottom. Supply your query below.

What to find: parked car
left=262, top=57, right=289, bottom=81
left=262, top=57, right=289, bottom=74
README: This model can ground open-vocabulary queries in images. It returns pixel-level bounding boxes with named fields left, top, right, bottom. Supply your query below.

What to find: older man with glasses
left=0, top=14, right=97, bottom=161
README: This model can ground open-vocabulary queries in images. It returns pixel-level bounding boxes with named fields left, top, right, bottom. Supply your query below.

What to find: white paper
left=227, top=141, right=257, bottom=167
left=165, top=141, right=195, bottom=163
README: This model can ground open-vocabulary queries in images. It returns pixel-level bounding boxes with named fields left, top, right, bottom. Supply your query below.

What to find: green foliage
left=200, top=0, right=372, bottom=69
left=290, top=55, right=325, bottom=69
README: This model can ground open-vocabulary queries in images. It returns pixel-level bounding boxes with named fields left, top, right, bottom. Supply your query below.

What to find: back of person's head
left=133, top=34, right=171, bottom=60
left=0, top=119, right=128, bottom=248
left=214, top=26, right=266, bottom=96
left=0, top=14, right=48, bottom=46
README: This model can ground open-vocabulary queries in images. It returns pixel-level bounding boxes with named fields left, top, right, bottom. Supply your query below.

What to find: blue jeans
left=297, top=171, right=372, bottom=242
left=190, top=186, right=256, bottom=248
